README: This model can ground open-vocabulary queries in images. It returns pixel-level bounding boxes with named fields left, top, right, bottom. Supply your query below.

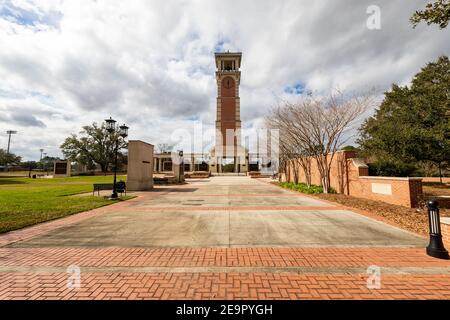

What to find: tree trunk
left=282, top=161, right=289, bottom=183
left=316, top=155, right=331, bottom=194
left=300, top=158, right=312, bottom=187
left=306, top=166, right=312, bottom=187
left=293, top=160, right=299, bottom=184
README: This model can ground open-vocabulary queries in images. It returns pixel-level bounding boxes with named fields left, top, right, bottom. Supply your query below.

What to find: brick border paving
left=1, top=272, right=449, bottom=300
left=1, top=247, right=448, bottom=300
left=1, top=248, right=449, bottom=268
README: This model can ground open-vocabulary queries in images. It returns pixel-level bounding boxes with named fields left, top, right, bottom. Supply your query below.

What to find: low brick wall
left=422, top=177, right=450, bottom=183
left=434, top=196, right=450, bottom=209
left=441, top=218, right=450, bottom=249
left=284, top=151, right=424, bottom=208
left=350, top=176, right=423, bottom=208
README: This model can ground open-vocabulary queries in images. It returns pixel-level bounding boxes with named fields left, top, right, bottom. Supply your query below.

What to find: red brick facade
left=220, top=76, right=237, bottom=149
left=283, top=151, right=423, bottom=208
left=441, top=218, right=450, bottom=248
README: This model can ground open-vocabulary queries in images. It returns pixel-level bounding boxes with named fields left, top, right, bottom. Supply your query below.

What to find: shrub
left=222, top=164, right=235, bottom=173
left=279, top=182, right=328, bottom=194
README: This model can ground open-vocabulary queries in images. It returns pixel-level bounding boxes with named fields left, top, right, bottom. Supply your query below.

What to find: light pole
left=105, top=117, right=129, bottom=199
left=39, top=149, right=44, bottom=173
left=5, top=130, right=18, bottom=172
left=43, top=153, right=48, bottom=175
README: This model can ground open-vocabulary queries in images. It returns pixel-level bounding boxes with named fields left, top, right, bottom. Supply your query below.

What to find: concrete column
left=127, top=140, right=154, bottom=191
left=173, top=163, right=185, bottom=183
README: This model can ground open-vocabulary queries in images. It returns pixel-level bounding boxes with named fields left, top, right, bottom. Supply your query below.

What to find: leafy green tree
left=39, top=156, right=61, bottom=171
left=368, top=160, right=417, bottom=177
left=60, top=122, right=127, bottom=173
left=341, top=145, right=360, bottom=152
left=0, top=149, right=22, bottom=166
left=358, top=56, right=450, bottom=178
left=20, top=161, right=38, bottom=170
left=411, top=0, right=450, bottom=29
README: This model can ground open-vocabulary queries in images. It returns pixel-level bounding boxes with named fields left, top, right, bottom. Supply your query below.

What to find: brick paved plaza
left=0, top=176, right=449, bottom=300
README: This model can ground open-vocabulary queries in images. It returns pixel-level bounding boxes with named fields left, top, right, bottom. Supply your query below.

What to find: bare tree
left=266, top=92, right=373, bottom=193
left=265, top=106, right=313, bottom=186
left=157, top=143, right=174, bottom=153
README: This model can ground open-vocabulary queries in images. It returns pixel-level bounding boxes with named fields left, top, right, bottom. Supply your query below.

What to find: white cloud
left=0, top=0, right=449, bottom=160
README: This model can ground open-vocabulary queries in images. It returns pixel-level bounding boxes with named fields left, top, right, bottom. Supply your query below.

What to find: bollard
left=426, top=200, right=449, bottom=259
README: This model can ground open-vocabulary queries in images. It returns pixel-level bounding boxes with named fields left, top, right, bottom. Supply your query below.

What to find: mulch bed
left=315, top=193, right=449, bottom=236
left=271, top=181, right=450, bottom=236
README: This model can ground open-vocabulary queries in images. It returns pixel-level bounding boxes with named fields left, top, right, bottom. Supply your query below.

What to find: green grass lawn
left=0, top=175, right=128, bottom=234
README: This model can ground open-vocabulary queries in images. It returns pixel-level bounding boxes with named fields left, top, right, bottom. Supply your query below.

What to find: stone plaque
left=371, top=183, right=392, bottom=195
left=53, top=161, right=71, bottom=177
left=55, top=162, right=68, bottom=175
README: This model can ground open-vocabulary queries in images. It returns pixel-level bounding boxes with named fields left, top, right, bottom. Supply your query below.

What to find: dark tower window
left=224, top=61, right=233, bottom=71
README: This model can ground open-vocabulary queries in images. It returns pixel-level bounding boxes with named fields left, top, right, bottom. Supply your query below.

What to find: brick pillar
left=409, top=179, right=423, bottom=208
left=441, top=218, right=450, bottom=249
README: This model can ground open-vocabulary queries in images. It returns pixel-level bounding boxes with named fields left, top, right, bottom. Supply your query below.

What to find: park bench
left=93, top=181, right=126, bottom=196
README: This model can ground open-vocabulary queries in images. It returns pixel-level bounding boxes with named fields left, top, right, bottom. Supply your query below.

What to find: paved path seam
left=1, top=266, right=449, bottom=275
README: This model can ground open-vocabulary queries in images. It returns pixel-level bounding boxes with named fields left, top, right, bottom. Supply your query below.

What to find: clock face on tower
left=223, top=77, right=234, bottom=89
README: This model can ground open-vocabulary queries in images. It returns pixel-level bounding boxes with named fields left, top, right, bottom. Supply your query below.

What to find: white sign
left=371, top=183, right=392, bottom=195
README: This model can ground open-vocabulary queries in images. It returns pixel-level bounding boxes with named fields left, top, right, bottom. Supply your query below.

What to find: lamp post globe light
left=105, top=117, right=129, bottom=199
left=105, top=117, right=116, bottom=133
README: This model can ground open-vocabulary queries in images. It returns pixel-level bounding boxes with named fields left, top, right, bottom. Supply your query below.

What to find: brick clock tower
left=210, top=52, right=248, bottom=174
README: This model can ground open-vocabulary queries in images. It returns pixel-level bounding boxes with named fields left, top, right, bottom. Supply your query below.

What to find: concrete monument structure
left=127, top=140, right=154, bottom=191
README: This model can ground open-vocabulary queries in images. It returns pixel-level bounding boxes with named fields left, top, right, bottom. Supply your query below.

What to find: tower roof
left=215, top=52, right=242, bottom=69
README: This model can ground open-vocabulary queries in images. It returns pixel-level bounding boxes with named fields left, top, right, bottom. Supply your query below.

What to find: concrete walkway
left=7, top=176, right=425, bottom=248
left=1, top=176, right=449, bottom=300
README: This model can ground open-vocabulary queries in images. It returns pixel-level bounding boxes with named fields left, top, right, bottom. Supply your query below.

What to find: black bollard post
left=426, top=200, right=449, bottom=259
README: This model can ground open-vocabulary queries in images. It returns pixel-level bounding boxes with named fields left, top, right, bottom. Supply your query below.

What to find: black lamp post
left=105, top=117, right=129, bottom=199
left=426, top=200, right=449, bottom=259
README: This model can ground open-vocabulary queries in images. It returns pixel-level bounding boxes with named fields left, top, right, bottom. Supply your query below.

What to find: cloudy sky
left=0, top=0, right=449, bottom=160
